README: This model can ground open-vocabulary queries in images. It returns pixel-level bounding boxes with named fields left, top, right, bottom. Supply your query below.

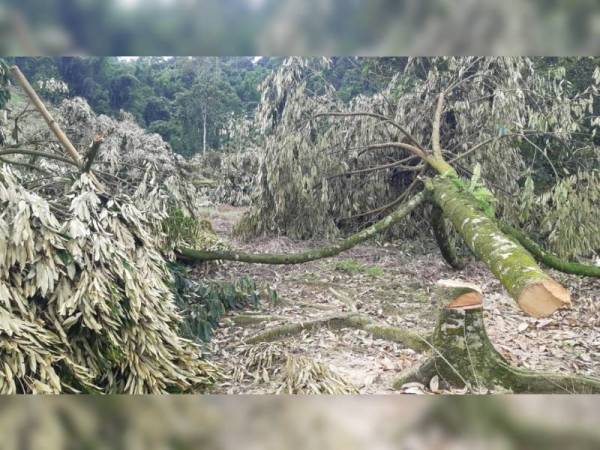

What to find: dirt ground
left=198, top=205, right=600, bottom=394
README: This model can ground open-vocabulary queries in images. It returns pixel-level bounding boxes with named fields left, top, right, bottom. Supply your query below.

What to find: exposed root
left=394, top=358, right=438, bottom=389
left=228, top=314, right=286, bottom=325
left=244, top=313, right=430, bottom=352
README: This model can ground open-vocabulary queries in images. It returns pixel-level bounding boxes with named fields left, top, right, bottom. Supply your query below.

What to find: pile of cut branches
left=0, top=168, right=219, bottom=393
left=0, top=66, right=226, bottom=393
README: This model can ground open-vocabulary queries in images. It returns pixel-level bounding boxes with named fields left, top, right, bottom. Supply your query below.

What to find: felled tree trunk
left=428, top=176, right=570, bottom=317
left=394, top=280, right=600, bottom=393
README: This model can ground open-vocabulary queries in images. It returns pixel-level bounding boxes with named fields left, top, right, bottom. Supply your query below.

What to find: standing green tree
left=176, top=65, right=241, bottom=155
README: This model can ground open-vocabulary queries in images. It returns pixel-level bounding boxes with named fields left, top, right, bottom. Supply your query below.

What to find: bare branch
left=0, top=149, right=79, bottom=167
left=343, top=170, right=424, bottom=221
left=449, top=130, right=575, bottom=172
left=314, top=111, right=427, bottom=156
left=520, top=134, right=560, bottom=180
left=0, top=156, right=51, bottom=175
left=328, top=159, right=425, bottom=179
left=355, top=141, right=425, bottom=158
left=432, top=92, right=445, bottom=160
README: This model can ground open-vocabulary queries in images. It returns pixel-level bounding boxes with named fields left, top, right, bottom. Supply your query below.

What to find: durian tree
left=188, top=57, right=600, bottom=311
left=182, top=57, right=600, bottom=392
left=2, top=59, right=599, bottom=394
left=0, top=64, right=233, bottom=393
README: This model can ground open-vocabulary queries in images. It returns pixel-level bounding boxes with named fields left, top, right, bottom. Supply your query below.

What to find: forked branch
left=314, top=111, right=427, bottom=156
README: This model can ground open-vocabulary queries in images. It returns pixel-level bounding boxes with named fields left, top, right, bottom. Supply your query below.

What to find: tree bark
left=431, top=204, right=465, bottom=270
left=429, top=176, right=570, bottom=317
left=10, top=66, right=83, bottom=168
left=394, top=280, right=600, bottom=393
left=499, top=222, right=600, bottom=278
left=179, top=192, right=425, bottom=264
left=243, top=312, right=429, bottom=352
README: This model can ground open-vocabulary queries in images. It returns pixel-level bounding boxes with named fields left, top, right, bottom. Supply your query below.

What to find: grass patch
left=333, top=259, right=384, bottom=278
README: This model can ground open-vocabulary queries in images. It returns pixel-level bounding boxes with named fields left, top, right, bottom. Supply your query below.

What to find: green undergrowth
left=333, top=258, right=385, bottom=278
left=162, top=208, right=227, bottom=251
left=170, top=264, right=264, bottom=342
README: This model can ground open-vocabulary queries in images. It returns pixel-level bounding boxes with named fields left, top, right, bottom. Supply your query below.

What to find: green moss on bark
left=180, top=193, right=426, bottom=265
left=499, top=222, right=600, bottom=278
left=431, top=204, right=465, bottom=270
left=395, top=304, right=600, bottom=393
left=428, top=176, right=569, bottom=316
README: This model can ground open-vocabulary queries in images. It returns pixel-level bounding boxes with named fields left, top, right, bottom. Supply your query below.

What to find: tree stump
left=394, top=280, right=600, bottom=393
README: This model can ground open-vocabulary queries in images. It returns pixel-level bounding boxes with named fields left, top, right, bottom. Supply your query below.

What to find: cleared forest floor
left=199, top=206, right=599, bottom=394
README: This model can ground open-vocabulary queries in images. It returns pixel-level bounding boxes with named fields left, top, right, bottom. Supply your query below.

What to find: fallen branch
left=0, top=149, right=79, bottom=167
left=432, top=93, right=445, bottom=160
left=179, top=192, right=425, bottom=264
left=430, top=204, right=465, bottom=270
left=10, top=65, right=83, bottom=168
left=0, top=156, right=51, bottom=175
left=499, top=222, right=600, bottom=278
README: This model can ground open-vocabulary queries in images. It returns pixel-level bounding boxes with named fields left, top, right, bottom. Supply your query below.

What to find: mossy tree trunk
left=428, top=176, right=571, bottom=317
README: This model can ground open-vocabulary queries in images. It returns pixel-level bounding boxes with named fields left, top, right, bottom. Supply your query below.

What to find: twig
left=0, top=149, right=79, bottom=167
left=0, top=156, right=51, bottom=175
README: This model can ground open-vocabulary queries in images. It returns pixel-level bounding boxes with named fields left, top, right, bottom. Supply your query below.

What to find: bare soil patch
left=199, top=206, right=599, bottom=394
